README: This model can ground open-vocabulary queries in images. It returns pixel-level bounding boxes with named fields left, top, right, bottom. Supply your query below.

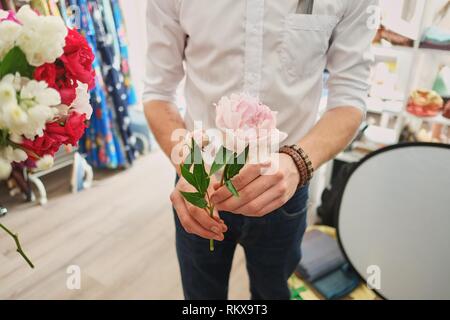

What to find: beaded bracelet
left=279, top=145, right=314, bottom=186
left=290, top=145, right=314, bottom=182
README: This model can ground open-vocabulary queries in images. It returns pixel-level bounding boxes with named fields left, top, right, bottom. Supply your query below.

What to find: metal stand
left=27, top=148, right=94, bottom=205
left=0, top=206, right=7, bottom=217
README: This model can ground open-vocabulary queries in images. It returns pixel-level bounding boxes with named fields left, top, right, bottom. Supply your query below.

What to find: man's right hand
left=170, top=177, right=227, bottom=241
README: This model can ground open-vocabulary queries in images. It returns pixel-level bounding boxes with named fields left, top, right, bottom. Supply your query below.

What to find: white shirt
left=143, top=0, right=378, bottom=145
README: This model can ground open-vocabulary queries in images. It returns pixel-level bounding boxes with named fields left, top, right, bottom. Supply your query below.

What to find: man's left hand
left=211, top=154, right=300, bottom=217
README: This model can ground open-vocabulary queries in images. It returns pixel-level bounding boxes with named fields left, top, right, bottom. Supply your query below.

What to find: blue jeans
left=174, top=184, right=309, bottom=300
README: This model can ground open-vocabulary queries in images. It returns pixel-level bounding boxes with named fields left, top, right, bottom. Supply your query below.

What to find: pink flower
left=0, top=10, right=20, bottom=24
left=215, top=93, right=287, bottom=162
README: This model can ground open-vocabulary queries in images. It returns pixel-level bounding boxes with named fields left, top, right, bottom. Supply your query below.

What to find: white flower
left=36, top=155, right=54, bottom=171
left=21, top=80, right=61, bottom=106
left=15, top=5, right=67, bottom=67
left=0, top=79, right=17, bottom=106
left=0, top=20, right=22, bottom=60
left=0, top=146, right=28, bottom=163
left=53, top=104, right=71, bottom=118
left=1, top=72, right=25, bottom=91
left=18, top=104, right=56, bottom=139
left=0, top=75, right=59, bottom=139
left=13, top=148, right=28, bottom=162
left=0, top=157, right=12, bottom=179
left=0, top=144, right=27, bottom=180
left=2, top=104, right=28, bottom=127
left=9, top=133, right=23, bottom=144
left=70, top=82, right=93, bottom=119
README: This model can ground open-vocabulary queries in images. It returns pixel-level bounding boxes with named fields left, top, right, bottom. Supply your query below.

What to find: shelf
left=372, top=44, right=414, bottom=57
left=367, top=97, right=404, bottom=114
left=372, top=44, right=450, bottom=57
left=364, top=125, right=398, bottom=145
left=335, top=150, right=366, bottom=163
left=417, top=46, right=450, bottom=56
left=404, top=112, right=450, bottom=126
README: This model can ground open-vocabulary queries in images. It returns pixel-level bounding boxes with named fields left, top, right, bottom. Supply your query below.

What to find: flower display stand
left=28, top=149, right=93, bottom=205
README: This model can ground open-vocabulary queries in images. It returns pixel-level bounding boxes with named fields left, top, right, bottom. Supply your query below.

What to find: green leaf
left=0, top=47, right=35, bottom=79
left=182, top=150, right=194, bottom=171
left=190, top=138, right=210, bottom=195
left=193, top=162, right=209, bottom=196
left=180, top=164, right=198, bottom=190
left=225, top=180, right=239, bottom=198
left=225, top=145, right=250, bottom=180
left=179, top=191, right=208, bottom=209
left=210, top=147, right=233, bottom=176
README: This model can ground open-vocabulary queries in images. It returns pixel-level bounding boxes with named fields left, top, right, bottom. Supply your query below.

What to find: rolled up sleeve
left=326, top=0, right=378, bottom=115
left=143, top=0, right=186, bottom=105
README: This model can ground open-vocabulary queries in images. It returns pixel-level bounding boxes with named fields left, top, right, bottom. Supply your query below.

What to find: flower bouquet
left=0, top=6, right=95, bottom=268
left=179, top=93, right=287, bottom=251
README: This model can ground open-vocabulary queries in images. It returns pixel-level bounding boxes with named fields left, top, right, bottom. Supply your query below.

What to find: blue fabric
left=297, top=229, right=346, bottom=282
left=64, top=0, right=126, bottom=168
left=174, top=184, right=309, bottom=300
left=87, top=0, right=136, bottom=164
left=110, top=0, right=137, bottom=106
left=312, top=263, right=360, bottom=300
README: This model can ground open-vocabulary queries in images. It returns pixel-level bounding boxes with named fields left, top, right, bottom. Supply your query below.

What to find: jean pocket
left=278, top=186, right=309, bottom=219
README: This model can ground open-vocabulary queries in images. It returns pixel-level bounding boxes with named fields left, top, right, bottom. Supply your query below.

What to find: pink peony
left=215, top=93, right=287, bottom=163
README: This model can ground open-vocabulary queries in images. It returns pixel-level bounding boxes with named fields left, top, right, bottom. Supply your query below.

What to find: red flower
left=21, top=125, right=67, bottom=160
left=63, top=111, right=88, bottom=145
left=34, top=62, right=77, bottom=105
left=34, top=28, right=95, bottom=106
left=60, top=28, right=96, bottom=90
left=21, top=112, right=88, bottom=159
left=34, top=63, right=57, bottom=87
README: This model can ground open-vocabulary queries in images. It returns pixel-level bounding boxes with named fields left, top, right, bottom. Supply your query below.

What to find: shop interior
left=0, top=0, right=449, bottom=300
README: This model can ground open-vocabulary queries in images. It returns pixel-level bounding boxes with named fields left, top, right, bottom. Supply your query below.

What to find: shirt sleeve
left=326, top=0, right=379, bottom=115
left=143, top=0, right=186, bottom=105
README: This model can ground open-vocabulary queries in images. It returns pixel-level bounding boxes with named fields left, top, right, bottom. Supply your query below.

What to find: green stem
left=220, top=166, right=226, bottom=187
left=208, top=206, right=214, bottom=252
left=0, top=222, right=34, bottom=269
left=205, top=190, right=215, bottom=252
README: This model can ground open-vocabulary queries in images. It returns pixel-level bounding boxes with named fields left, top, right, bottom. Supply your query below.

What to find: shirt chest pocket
left=279, top=14, right=339, bottom=80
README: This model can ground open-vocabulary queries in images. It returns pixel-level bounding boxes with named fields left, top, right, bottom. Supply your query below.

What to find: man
left=144, top=0, right=378, bottom=299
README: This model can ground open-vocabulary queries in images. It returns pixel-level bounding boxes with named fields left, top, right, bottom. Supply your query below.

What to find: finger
left=246, top=196, right=287, bottom=217
left=215, top=174, right=278, bottom=212
left=233, top=162, right=272, bottom=190
left=212, top=207, right=228, bottom=232
left=171, top=192, right=223, bottom=240
left=235, top=188, right=285, bottom=217
left=188, top=205, right=226, bottom=239
left=211, top=163, right=269, bottom=204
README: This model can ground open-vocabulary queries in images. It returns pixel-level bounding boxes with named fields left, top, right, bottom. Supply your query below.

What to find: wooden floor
left=0, top=151, right=249, bottom=300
